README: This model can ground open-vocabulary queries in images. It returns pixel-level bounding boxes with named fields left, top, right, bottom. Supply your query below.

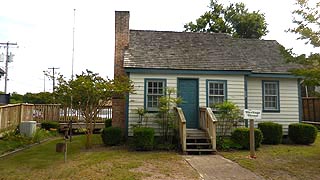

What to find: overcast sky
left=0, top=0, right=318, bottom=94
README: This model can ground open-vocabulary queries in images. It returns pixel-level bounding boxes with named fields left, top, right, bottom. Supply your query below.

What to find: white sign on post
left=244, top=109, right=262, bottom=120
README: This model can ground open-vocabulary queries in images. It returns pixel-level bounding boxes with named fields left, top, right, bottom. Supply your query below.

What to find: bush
left=217, top=137, right=242, bottom=151
left=231, top=127, right=263, bottom=149
left=41, top=121, right=59, bottom=130
left=101, top=127, right=122, bottom=146
left=258, top=122, right=283, bottom=144
left=105, top=118, right=112, bottom=128
left=133, top=127, right=154, bottom=151
left=288, top=123, right=318, bottom=144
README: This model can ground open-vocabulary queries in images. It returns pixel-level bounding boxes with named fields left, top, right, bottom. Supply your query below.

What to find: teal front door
left=178, top=79, right=199, bottom=128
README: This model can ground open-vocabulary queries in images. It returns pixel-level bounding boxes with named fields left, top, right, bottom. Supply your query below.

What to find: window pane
left=215, top=84, right=219, bottom=89
left=153, top=88, right=158, bottom=94
left=159, top=88, right=163, bottom=94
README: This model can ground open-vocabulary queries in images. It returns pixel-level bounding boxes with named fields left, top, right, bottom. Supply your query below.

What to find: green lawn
left=221, top=134, right=320, bottom=180
left=0, top=129, right=58, bottom=155
left=0, top=135, right=198, bottom=180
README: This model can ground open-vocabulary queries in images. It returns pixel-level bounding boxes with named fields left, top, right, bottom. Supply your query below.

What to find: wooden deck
left=59, top=122, right=105, bottom=130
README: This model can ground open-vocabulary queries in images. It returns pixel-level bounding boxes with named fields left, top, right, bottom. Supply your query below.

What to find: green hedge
left=231, top=127, right=263, bottom=149
left=101, top=127, right=122, bottom=146
left=288, top=123, right=317, bottom=145
left=258, top=122, right=283, bottom=144
left=133, top=127, right=154, bottom=151
left=105, top=118, right=112, bottom=128
left=41, top=121, right=59, bottom=130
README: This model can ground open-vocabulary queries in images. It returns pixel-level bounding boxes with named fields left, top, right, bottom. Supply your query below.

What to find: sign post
left=243, top=109, right=261, bottom=159
left=249, top=119, right=255, bottom=158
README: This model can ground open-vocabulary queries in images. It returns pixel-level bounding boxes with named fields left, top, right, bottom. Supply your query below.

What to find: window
left=145, top=79, right=166, bottom=111
left=262, top=81, right=280, bottom=112
left=207, top=80, right=227, bottom=107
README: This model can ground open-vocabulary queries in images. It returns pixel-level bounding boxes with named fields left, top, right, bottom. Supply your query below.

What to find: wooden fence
left=302, top=97, right=320, bottom=123
left=33, top=104, right=60, bottom=123
left=0, top=103, right=113, bottom=132
left=0, top=104, right=34, bottom=132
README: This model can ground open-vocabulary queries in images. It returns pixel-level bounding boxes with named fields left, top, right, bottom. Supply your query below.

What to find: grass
left=221, top=133, right=320, bottom=180
left=0, top=135, right=199, bottom=180
left=0, top=128, right=58, bottom=155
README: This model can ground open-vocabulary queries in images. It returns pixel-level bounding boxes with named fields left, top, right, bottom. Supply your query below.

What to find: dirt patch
left=131, top=156, right=200, bottom=180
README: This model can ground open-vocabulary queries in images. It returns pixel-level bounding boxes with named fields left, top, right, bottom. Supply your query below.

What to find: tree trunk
left=85, top=118, right=93, bottom=149
left=85, top=131, right=92, bottom=149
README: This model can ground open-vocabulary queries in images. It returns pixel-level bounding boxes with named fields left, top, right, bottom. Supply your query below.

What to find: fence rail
left=302, top=97, right=320, bottom=122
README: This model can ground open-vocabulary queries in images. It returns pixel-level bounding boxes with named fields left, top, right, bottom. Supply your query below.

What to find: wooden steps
left=186, top=129, right=215, bottom=155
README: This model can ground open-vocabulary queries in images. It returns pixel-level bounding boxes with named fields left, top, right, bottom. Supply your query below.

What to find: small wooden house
left=112, top=11, right=302, bottom=152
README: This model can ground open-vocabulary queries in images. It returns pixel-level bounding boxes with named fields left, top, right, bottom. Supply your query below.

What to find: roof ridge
left=130, top=29, right=232, bottom=37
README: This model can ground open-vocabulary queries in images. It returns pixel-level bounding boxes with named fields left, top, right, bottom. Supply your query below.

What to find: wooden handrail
left=199, top=107, right=217, bottom=151
left=174, top=107, right=187, bottom=152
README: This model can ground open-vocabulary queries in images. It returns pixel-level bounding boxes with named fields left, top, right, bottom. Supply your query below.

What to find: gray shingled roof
left=124, top=30, right=298, bottom=73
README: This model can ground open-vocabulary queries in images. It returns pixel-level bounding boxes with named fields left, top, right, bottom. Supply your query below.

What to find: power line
left=48, top=67, right=60, bottom=92
left=0, top=42, right=18, bottom=94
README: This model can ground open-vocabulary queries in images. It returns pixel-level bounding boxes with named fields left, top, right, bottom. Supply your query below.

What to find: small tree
left=157, top=88, right=182, bottom=143
left=213, top=101, right=242, bottom=141
left=55, top=70, right=133, bottom=149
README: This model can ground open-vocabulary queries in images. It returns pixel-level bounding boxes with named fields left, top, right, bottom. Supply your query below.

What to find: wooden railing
left=199, top=107, right=217, bottom=151
left=59, top=105, right=112, bottom=122
left=33, top=104, right=60, bottom=123
left=174, top=107, right=186, bottom=152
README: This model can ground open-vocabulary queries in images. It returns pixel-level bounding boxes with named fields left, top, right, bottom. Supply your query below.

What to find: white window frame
left=262, top=80, right=280, bottom=112
left=207, top=80, right=227, bottom=108
left=145, top=79, right=166, bottom=112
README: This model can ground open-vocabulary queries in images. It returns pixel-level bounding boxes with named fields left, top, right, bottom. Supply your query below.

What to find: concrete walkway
left=184, top=155, right=265, bottom=180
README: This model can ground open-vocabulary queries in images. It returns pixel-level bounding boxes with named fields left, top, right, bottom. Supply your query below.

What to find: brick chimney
left=112, top=11, right=130, bottom=131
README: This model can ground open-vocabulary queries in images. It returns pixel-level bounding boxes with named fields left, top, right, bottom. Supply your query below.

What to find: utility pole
left=43, top=70, right=46, bottom=92
left=48, top=67, right=59, bottom=92
left=71, top=8, right=76, bottom=80
left=0, top=42, right=18, bottom=94
left=70, top=9, right=76, bottom=142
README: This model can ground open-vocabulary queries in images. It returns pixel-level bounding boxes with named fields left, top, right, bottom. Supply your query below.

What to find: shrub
left=133, top=127, right=155, bottom=151
left=231, top=127, right=263, bottom=149
left=258, top=122, right=283, bottom=144
left=101, top=127, right=122, bottom=146
left=217, top=137, right=242, bottom=151
left=105, top=118, right=112, bottom=128
left=41, top=121, right=59, bottom=130
left=288, top=123, right=317, bottom=144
